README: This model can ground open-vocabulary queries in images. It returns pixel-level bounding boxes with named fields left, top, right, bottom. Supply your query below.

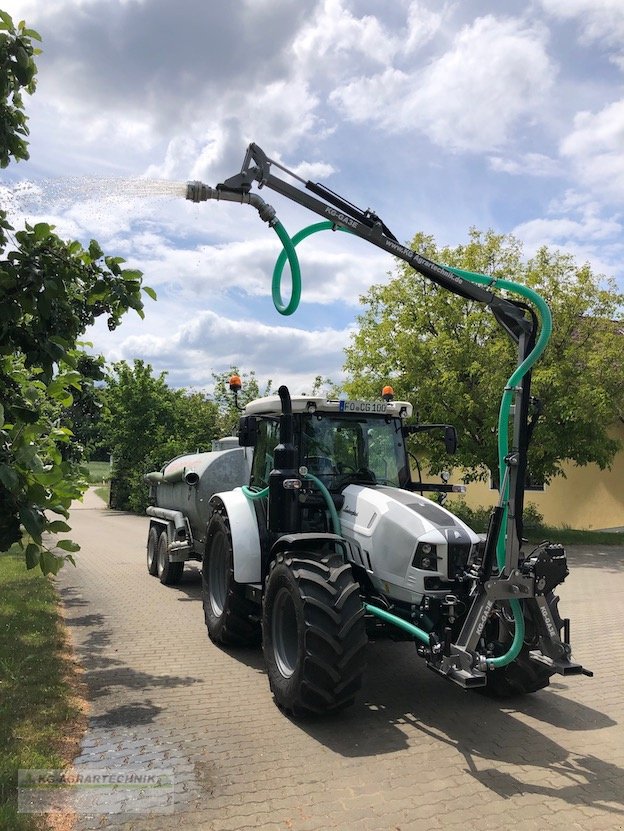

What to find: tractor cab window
left=301, top=414, right=408, bottom=490
left=250, top=418, right=280, bottom=489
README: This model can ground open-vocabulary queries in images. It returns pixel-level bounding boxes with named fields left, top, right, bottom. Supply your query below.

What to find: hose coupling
left=186, top=181, right=213, bottom=202
left=250, top=197, right=277, bottom=226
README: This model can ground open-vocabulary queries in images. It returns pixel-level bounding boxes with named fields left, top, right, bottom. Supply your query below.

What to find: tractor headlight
left=412, top=542, right=438, bottom=571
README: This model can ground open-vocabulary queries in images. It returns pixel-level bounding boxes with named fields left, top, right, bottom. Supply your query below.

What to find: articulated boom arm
left=213, top=143, right=532, bottom=338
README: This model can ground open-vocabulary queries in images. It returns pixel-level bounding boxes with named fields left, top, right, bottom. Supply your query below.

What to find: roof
left=244, top=395, right=413, bottom=418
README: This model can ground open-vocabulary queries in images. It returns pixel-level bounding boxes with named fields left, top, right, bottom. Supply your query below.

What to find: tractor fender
left=209, top=488, right=262, bottom=583
left=270, top=532, right=358, bottom=563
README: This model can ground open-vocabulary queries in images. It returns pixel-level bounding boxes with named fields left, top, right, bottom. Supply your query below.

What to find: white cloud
left=488, top=153, right=560, bottom=177
left=512, top=193, right=623, bottom=277
left=91, top=307, right=354, bottom=392
left=330, top=15, right=555, bottom=152
left=540, top=0, right=624, bottom=61
left=560, top=99, right=624, bottom=202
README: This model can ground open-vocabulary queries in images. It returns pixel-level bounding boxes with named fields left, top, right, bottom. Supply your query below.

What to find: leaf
left=0, top=403, right=4, bottom=427
left=25, top=542, right=40, bottom=570
left=47, top=520, right=71, bottom=533
left=22, top=28, right=42, bottom=42
left=19, top=506, right=44, bottom=541
left=142, top=285, right=157, bottom=301
left=55, top=539, right=80, bottom=553
left=39, top=549, right=63, bottom=575
left=0, top=464, right=19, bottom=490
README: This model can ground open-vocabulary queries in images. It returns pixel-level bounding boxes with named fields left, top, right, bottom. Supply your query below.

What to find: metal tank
left=145, top=446, right=251, bottom=550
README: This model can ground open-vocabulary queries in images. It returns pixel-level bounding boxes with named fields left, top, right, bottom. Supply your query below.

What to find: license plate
left=339, top=400, right=387, bottom=413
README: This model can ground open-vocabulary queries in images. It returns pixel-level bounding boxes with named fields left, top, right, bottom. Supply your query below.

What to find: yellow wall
left=447, top=423, right=624, bottom=531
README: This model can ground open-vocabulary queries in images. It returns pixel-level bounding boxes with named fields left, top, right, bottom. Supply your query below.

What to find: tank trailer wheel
left=481, top=594, right=560, bottom=697
left=202, top=511, right=260, bottom=647
left=146, top=526, right=159, bottom=576
left=156, top=530, right=184, bottom=586
left=262, top=552, right=368, bottom=717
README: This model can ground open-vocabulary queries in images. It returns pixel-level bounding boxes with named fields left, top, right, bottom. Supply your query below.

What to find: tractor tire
left=202, top=511, right=260, bottom=647
left=481, top=594, right=560, bottom=697
left=262, top=551, right=368, bottom=717
left=147, top=526, right=159, bottom=576
left=156, top=531, right=184, bottom=585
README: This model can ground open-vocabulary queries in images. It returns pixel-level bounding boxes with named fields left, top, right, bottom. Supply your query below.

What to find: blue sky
left=2, top=0, right=623, bottom=393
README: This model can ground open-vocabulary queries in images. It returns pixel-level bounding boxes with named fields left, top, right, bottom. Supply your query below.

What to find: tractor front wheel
left=262, top=551, right=367, bottom=716
left=202, top=510, right=260, bottom=647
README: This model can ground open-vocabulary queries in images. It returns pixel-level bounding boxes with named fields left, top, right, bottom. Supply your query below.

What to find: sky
left=1, top=0, right=623, bottom=395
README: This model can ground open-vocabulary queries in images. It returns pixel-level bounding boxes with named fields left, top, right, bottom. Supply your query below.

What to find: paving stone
left=56, top=492, right=624, bottom=831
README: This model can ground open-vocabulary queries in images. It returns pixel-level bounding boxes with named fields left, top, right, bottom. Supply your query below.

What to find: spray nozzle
left=186, top=181, right=213, bottom=202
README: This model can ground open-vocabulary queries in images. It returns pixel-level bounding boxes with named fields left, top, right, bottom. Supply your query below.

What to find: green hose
left=365, top=603, right=431, bottom=645
left=271, top=221, right=302, bottom=315
left=272, top=221, right=350, bottom=316
left=303, top=472, right=342, bottom=535
left=265, top=226, right=553, bottom=669
left=242, top=485, right=269, bottom=500
left=445, top=267, right=552, bottom=667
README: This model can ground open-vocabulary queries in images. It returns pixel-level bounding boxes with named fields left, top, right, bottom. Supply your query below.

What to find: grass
left=93, top=484, right=110, bottom=505
left=86, top=460, right=111, bottom=484
left=0, top=552, right=84, bottom=831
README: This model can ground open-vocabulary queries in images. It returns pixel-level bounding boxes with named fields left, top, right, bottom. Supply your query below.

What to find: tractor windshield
left=301, top=413, right=409, bottom=490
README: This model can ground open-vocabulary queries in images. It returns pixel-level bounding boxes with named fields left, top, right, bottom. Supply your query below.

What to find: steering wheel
left=305, top=456, right=336, bottom=474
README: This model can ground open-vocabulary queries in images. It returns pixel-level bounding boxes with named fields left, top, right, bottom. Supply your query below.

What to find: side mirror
left=444, top=426, right=458, bottom=455
left=238, top=416, right=258, bottom=447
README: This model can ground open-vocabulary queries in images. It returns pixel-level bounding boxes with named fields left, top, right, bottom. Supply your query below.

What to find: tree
left=344, top=228, right=623, bottom=484
left=103, top=360, right=220, bottom=512
left=0, top=12, right=152, bottom=572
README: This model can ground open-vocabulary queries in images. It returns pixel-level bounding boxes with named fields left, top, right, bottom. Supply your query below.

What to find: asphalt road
left=55, top=489, right=624, bottom=831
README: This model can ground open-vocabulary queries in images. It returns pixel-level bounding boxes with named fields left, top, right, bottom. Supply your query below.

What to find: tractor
left=144, top=143, right=591, bottom=716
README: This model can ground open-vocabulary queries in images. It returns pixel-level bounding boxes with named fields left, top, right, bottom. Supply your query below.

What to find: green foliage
left=0, top=11, right=40, bottom=167
left=103, top=360, right=220, bottom=512
left=344, top=228, right=624, bottom=484
left=0, top=11, right=150, bottom=571
left=449, top=497, right=543, bottom=533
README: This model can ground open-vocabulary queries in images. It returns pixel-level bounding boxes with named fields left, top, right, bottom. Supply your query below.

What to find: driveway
left=56, top=489, right=624, bottom=830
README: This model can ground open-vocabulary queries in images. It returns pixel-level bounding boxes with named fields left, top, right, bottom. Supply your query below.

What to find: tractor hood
left=338, top=484, right=480, bottom=604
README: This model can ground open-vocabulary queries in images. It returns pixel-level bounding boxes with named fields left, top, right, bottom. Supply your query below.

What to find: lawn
left=86, top=460, right=111, bottom=484
left=0, top=553, right=84, bottom=831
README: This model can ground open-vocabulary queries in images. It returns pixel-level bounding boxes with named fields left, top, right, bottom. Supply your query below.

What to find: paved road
left=56, top=489, right=624, bottom=831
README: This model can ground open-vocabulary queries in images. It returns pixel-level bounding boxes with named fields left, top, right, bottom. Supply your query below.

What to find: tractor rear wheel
left=262, top=551, right=367, bottom=716
left=202, top=510, right=260, bottom=647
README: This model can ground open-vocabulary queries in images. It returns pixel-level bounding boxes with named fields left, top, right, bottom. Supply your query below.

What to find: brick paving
left=55, top=489, right=624, bottom=830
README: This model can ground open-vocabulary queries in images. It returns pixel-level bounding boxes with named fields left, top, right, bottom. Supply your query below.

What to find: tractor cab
left=240, top=394, right=414, bottom=494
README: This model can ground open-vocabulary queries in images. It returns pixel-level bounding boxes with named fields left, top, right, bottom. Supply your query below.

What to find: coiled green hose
left=272, top=221, right=350, bottom=315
